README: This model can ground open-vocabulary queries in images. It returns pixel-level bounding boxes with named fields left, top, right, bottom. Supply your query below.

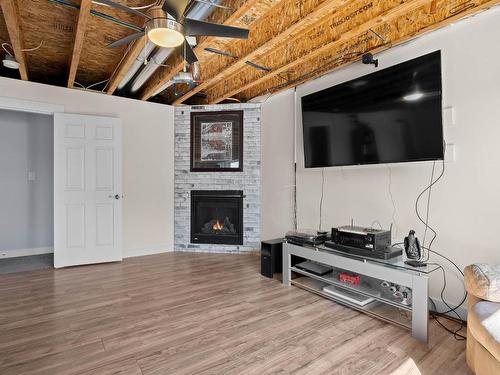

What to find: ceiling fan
left=101, top=0, right=249, bottom=65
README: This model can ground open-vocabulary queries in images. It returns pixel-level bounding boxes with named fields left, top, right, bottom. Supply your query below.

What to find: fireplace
left=191, top=190, right=244, bottom=245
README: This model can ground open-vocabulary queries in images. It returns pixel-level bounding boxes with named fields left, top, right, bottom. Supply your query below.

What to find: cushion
left=468, top=300, right=500, bottom=362
left=465, top=264, right=500, bottom=302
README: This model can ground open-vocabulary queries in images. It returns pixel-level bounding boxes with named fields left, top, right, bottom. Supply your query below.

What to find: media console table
left=282, top=242, right=440, bottom=342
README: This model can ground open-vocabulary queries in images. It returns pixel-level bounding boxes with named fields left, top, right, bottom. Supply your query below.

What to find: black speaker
left=261, top=239, right=284, bottom=278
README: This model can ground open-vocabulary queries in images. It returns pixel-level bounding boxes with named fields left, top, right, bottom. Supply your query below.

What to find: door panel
left=96, top=148, right=114, bottom=191
left=66, top=205, right=85, bottom=248
left=96, top=204, right=114, bottom=246
left=54, top=113, right=122, bottom=268
left=66, top=147, right=85, bottom=190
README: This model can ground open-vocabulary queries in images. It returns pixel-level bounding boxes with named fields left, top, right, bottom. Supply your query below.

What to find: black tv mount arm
left=362, top=53, right=378, bottom=68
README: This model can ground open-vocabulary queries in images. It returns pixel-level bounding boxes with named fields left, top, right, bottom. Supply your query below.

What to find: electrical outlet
left=445, top=143, right=456, bottom=162
left=28, top=171, right=36, bottom=181
left=443, top=106, right=455, bottom=127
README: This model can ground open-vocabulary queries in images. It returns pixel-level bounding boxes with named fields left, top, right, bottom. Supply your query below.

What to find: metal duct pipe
left=152, top=80, right=174, bottom=96
left=117, top=41, right=156, bottom=90
left=128, top=0, right=222, bottom=94
left=130, top=46, right=174, bottom=92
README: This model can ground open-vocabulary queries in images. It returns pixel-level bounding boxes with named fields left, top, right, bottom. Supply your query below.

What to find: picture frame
left=190, top=110, right=244, bottom=172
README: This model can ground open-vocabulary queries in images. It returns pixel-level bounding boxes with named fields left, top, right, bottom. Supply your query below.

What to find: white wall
left=261, top=7, right=500, bottom=312
left=0, top=77, right=175, bottom=257
left=0, top=110, right=53, bottom=255
left=261, top=91, right=296, bottom=240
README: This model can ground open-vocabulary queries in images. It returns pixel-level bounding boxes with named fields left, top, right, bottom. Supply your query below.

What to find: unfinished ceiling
left=0, top=0, right=498, bottom=105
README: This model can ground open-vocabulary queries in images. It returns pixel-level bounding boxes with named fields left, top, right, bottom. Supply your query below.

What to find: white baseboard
left=0, top=245, right=173, bottom=260
left=429, top=296, right=467, bottom=321
left=0, top=247, right=54, bottom=259
left=123, top=244, right=173, bottom=259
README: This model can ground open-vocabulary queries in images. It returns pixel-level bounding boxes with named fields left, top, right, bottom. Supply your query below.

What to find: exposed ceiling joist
left=172, top=0, right=350, bottom=105
left=139, top=0, right=275, bottom=101
left=67, top=0, right=92, bottom=88
left=205, top=0, right=430, bottom=103
left=0, top=0, right=28, bottom=80
left=244, top=0, right=500, bottom=100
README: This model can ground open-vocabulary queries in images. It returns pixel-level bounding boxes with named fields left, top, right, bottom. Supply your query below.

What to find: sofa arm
left=465, top=264, right=500, bottom=303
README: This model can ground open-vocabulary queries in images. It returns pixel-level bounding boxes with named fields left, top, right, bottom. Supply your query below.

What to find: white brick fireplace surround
left=174, top=104, right=261, bottom=253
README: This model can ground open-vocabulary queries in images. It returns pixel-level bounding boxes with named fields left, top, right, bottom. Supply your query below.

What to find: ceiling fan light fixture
left=147, top=18, right=184, bottom=48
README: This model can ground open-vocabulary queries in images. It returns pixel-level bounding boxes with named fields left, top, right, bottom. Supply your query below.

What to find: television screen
left=301, top=51, right=443, bottom=168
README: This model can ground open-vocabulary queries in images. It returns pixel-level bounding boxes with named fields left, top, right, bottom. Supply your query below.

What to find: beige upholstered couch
left=464, top=264, right=500, bottom=375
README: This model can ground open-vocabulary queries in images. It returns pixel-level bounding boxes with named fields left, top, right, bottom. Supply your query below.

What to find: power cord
left=414, top=155, right=445, bottom=261
left=424, top=245, right=468, bottom=315
left=386, top=165, right=398, bottom=238
left=422, top=161, right=436, bottom=247
left=428, top=289, right=466, bottom=341
left=392, top=242, right=468, bottom=341
left=319, top=168, right=325, bottom=230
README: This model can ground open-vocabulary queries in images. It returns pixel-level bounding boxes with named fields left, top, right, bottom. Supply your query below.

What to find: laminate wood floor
left=0, top=252, right=470, bottom=375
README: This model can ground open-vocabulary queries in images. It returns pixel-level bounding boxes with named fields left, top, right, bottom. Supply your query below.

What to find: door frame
left=0, top=97, right=64, bottom=260
left=0, top=97, right=123, bottom=266
left=0, top=96, right=64, bottom=115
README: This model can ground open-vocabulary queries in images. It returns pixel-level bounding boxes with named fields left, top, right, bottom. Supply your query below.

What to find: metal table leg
left=283, top=243, right=291, bottom=286
left=411, top=274, right=429, bottom=342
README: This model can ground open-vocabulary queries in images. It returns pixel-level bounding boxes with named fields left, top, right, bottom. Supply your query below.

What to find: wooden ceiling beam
left=172, top=0, right=350, bottom=105
left=243, top=0, right=500, bottom=100
left=139, top=0, right=274, bottom=101
left=67, top=0, right=92, bottom=88
left=205, top=0, right=431, bottom=104
left=0, top=0, right=28, bottom=80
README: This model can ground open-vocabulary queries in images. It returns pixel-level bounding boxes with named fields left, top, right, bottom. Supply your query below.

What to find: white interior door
left=54, top=113, right=122, bottom=268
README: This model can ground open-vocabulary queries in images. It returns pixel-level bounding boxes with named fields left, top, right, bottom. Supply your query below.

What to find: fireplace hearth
left=191, top=190, right=243, bottom=245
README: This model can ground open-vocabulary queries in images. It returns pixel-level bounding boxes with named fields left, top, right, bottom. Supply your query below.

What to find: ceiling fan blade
left=204, top=47, right=237, bottom=58
left=176, top=41, right=198, bottom=64
left=108, top=32, right=144, bottom=48
left=194, top=0, right=233, bottom=10
left=94, top=0, right=151, bottom=20
left=184, top=18, right=249, bottom=39
left=162, top=0, right=190, bottom=20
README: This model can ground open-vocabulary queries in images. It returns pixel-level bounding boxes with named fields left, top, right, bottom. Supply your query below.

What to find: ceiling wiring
left=21, top=40, right=44, bottom=52
left=74, top=78, right=110, bottom=92
left=1, top=43, right=14, bottom=56
left=2, top=41, right=43, bottom=57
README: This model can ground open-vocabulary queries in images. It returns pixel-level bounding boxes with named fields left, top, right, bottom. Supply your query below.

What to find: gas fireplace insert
left=191, top=190, right=244, bottom=245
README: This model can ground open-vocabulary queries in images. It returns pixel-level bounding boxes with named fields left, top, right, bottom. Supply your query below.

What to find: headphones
left=381, top=281, right=412, bottom=305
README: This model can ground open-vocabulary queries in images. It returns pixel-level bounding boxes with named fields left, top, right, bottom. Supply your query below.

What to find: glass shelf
left=291, top=266, right=413, bottom=311
left=291, top=276, right=412, bottom=330
left=314, top=244, right=441, bottom=274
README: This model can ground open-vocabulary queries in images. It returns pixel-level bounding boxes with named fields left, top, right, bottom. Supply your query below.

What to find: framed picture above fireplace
left=190, top=110, right=243, bottom=172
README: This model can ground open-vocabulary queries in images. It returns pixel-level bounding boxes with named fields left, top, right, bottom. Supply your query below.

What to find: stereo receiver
left=331, top=225, right=391, bottom=251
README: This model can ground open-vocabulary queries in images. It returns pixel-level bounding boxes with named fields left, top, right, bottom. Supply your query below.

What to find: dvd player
left=324, top=241, right=402, bottom=260
left=285, top=229, right=329, bottom=246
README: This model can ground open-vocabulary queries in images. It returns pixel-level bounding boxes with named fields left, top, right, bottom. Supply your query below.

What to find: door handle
left=108, top=194, right=122, bottom=200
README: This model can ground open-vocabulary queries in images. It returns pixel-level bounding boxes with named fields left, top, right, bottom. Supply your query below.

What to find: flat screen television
left=301, top=51, right=443, bottom=168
